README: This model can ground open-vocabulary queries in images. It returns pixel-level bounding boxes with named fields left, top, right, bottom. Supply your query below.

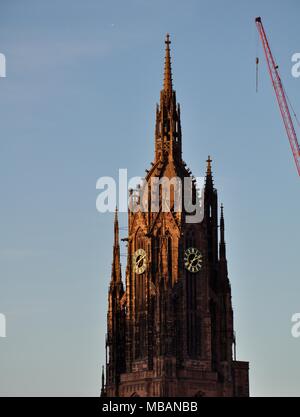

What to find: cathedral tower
left=102, top=35, right=249, bottom=397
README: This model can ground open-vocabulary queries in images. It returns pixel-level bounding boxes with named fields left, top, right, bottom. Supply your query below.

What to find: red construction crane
left=255, top=16, right=300, bottom=176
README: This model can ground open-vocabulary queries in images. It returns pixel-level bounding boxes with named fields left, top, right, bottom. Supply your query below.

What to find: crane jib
left=255, top=17, right=300, bottom=176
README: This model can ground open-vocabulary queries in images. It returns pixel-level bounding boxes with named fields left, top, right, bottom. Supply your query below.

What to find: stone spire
left=205, top=155, right=214, bottom=191
left=163, top=33, right=173, bottom=95
left=206, top=155, right=212, bottom=175
left=111, top=207, right=121, bottom=284
left=154, top=34, right=182, bottom=162
left=219, top=204, right=226, bottom=260
left=100, top=365, right=106, bottom=397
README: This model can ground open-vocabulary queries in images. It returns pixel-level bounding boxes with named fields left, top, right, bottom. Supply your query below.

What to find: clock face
left=133, top=248, right=147, bottom=274
left=184, top=247, right=202, bottom=273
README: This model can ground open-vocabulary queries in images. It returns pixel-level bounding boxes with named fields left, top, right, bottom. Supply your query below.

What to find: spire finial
left=220, top=203, right=225, bottom=230
left=163, top=33, right=173, bottom=93
left=206, top=155, right=212, bottom=175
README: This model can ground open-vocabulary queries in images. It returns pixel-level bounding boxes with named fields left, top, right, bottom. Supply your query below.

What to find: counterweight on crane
left=255, top=16, right=300, bottom=176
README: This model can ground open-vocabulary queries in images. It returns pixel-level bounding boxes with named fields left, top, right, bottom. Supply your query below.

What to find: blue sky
left=0, top=0, right=299, bottom=396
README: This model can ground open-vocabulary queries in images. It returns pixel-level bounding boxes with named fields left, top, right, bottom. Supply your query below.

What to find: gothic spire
left=111, top=207, right=121, bottom=284
left=114, top=206, right=119, bottom=247
left=154, top=34, right=182, bottom=162
left=219, top=204, right=226, bottom=259
left=206, top=155, right=212, bottom=175
left=163, top=33, right=173, bottom=94
left=205, top=155, right=214, bottom=190
left=100, top=365, right=106, bottom=397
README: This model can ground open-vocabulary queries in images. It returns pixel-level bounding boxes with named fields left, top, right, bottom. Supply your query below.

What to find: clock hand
left=190, top=254, right=202, bottom=266
left=137, top=254, right=146, bottom=267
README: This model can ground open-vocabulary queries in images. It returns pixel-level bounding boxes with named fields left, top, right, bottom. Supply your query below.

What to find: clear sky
left=0, top=0, right=299, bottom=396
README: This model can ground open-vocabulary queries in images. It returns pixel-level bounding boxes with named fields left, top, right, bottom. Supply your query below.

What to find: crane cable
left=270, top=42, right=300, bottom=154
left=282, top=84, right=300, bottom=129
left=256, top=28, right=300, bottom=130
left=265, top=38, right=300, bottom=129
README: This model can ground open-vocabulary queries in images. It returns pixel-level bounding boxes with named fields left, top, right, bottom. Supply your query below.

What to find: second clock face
left=184, top=247, right=202, bottom=273
left=133, top=248, right=147, bottom=274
